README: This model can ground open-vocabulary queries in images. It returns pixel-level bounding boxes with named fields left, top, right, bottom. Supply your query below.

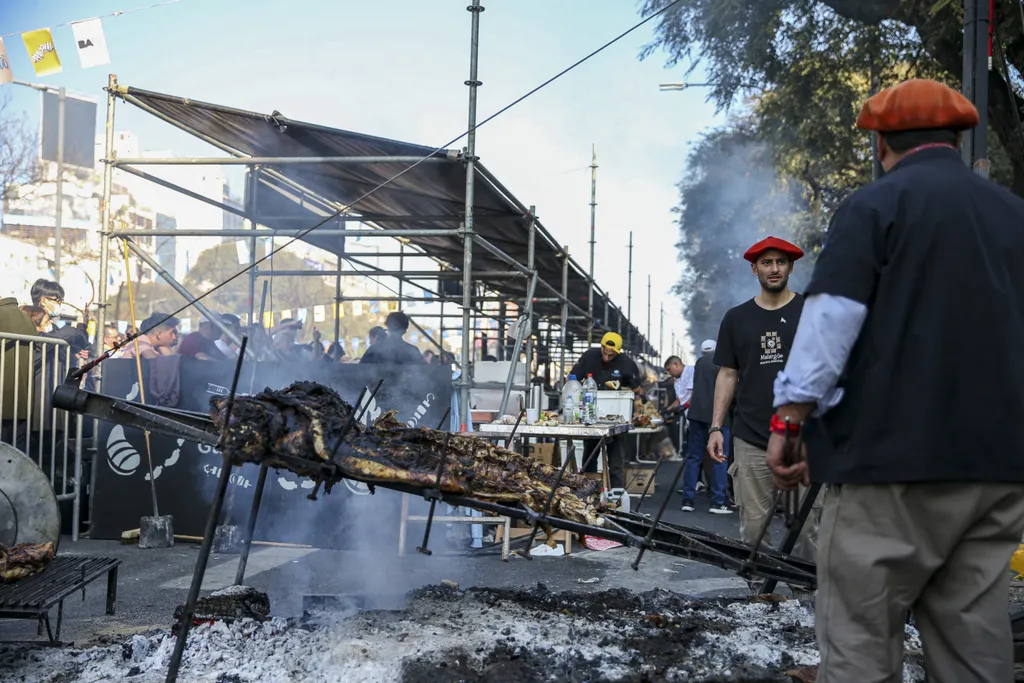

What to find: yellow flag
left=22, top=29, right=61, bottom=77
left=262, top=311, right=274, bottom=327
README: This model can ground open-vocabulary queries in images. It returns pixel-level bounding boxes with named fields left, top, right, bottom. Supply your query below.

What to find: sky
left=0, top=0, right=726, bottom=360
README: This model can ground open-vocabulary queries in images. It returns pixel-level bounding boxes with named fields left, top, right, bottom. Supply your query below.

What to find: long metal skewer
left=520, top=434, right=607, bottom=559
left=417, top=432, right=452, bottom=555
left=504, top=409, right=526, bottom=449
left=166, top=337, right=249, bottom=683
left=630, top=452, right=688, bottom=570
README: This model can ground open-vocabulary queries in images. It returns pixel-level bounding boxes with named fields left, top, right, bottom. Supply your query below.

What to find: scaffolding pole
left=460, top=0, right=484, bottom=431
left=245, top=166, right=259, bottom=328
left=109, top=155, right=454, bottom=166
left=659, top=303, right=664, bottom=362
left=587, top=144, right=597, bottom=345
left=95, top=75, right=117, bottom=362
left=560, top=246, right=569, bottom=383
left=647, top=276, right=651, bottom=358
left=627, top=231, right=633, bottom=348
left=110, top=228, right=461, bottom=238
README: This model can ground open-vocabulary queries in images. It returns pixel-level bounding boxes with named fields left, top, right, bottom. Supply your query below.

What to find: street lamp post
left=658, top=81, right=761, bottom=92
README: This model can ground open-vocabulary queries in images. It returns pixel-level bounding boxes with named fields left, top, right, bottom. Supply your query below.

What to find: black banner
left=91, top=358, right=453, bottom=548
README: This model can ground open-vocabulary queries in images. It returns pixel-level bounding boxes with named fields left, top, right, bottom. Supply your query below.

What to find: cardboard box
left=625, top=466, right=655, bottom=496
left=527, top=443, right=556, bottom=467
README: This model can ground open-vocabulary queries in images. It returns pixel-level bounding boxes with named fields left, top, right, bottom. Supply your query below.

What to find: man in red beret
left=706, top=234, right=817, bottom=572
left=768, top=78, right=1024, bottom=681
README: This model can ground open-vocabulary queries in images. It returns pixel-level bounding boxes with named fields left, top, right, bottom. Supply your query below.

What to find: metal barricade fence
left=0, top=331, right=84, bottom=541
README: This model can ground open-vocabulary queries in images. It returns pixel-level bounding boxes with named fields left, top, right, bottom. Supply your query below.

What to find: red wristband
left=769, top=413, right=801, bottom=436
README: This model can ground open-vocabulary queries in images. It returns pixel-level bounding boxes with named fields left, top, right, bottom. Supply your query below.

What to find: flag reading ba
left=71, top=19, right=110, bottom=69
left=22, top=29, right=61, bottom=77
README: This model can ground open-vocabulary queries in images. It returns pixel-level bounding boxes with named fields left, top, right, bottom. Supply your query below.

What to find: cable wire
left=78, top=0, right=684, bottom=378
left=0, top=0, right=190, bottom=40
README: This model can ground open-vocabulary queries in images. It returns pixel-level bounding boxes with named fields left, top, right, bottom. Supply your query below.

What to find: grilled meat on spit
left=210, top=382, right=606, bottom=529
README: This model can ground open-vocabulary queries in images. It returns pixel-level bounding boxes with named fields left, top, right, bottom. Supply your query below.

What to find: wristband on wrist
left=769, top=413, right=801, bottom=436
left=708, top=426, right=722, bottom=434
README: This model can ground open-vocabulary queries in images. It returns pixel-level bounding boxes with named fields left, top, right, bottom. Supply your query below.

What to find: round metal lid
left=0, top=443, right=61, bottom=551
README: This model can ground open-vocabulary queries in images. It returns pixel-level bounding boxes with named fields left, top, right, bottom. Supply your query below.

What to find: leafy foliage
left=639, top=0, right=1024, bottom=352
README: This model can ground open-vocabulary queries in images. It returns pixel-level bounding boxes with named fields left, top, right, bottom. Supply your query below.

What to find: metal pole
left=498, top=272, right=537, bottom=416
left=659, top=303, right=664, bottom=361
left=334, top=252, right=343, bottom=344
left=95, top=75, right=117, bottom=360
left=560, top=247, right=569, bottom=381
left=526, top=206, right=536, bottom=400
left=459, top=0, right=484, bottom=431
left=54, top=87, right=66, bottom=281
left=109, top=155, right=453, bottom=166
left=627, top=232, right=633, bottom=345
left=245, top=167, right=259, bottom=327
left=868, top=28, right=884, bottom=181
left=962, top=0, right=990, bottom=176
left=587, top=144, right=597, bottom=345
left=118, top=237, right=252, bottom=354
left=647, top=276, right=652, bottom=355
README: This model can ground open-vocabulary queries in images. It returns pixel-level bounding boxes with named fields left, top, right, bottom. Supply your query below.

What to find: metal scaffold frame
left=92, top=5, right=658, bottom=424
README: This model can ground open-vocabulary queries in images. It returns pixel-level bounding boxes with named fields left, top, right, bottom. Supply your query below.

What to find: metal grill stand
left=0, top=555, right=121, bottom=645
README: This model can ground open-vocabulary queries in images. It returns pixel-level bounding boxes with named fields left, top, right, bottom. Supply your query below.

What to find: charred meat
left=210, top=383, right=604, bottom=526
left=0, top=541, right=55, bottom=582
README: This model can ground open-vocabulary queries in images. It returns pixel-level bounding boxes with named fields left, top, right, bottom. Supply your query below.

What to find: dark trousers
left=582, top=435, right=626, bottom=489
left=682, top=420, right=729, bottom=506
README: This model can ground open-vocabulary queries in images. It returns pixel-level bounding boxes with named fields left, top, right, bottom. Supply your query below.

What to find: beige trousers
left=816, top=482, right=1024, bottom=683
left=731, top=437, right=820, bottom=562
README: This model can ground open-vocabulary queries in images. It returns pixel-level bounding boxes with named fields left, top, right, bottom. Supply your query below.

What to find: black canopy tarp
left=118, top=86, right=656, bottom=355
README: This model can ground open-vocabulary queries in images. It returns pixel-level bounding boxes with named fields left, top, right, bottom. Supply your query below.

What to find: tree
left=0, top=91, right=41, bottom=202
left=640, top=0, right=1024, bottom=195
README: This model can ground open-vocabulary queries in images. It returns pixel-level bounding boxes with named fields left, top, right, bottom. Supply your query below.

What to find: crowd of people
left=103, top=309, right=449, bottom=366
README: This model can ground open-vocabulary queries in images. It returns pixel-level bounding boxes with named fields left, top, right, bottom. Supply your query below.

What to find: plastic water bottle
left=581, top=374, right=598, bottom=425
left=562, top=375, right=582, bottom=423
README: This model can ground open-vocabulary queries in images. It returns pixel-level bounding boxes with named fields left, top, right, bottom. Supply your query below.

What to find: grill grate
left=0, top=555, right=120, bottom=614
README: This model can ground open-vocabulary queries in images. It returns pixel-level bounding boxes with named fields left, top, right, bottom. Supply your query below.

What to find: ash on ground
left=0, top=584, right=925, bottom=683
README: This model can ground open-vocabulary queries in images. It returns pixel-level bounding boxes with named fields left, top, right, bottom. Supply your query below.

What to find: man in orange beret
left=706, top=234, right=818, bottom=573
left=768, top=78, right=1024, bottom=681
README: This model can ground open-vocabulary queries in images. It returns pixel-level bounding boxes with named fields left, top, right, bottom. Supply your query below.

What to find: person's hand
left=766, top=431, right=809, bottom=490
left=75, top=349, right=90, bottom=361
left=707, top=430, right=726, bottom=463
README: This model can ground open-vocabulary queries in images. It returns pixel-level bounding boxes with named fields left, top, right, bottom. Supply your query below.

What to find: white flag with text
left=71, top=18, right=110, bottom=69
left=0, top=38, right=13, bottom=85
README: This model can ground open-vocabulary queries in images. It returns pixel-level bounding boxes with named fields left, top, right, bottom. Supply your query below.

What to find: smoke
left=674, top=129, right=814, bottom=351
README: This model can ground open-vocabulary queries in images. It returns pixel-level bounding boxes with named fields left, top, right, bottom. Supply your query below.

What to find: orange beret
left=856, top=78, right=979, bottom=132
left=744, top=236, right=803, bottom=263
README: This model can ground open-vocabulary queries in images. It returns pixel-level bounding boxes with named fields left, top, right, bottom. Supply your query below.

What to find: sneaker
left=696, top=482, right=707, bottom=493
left=709, top=504, right=733, bottom=515
left=681, top=499, right=695, bottom=512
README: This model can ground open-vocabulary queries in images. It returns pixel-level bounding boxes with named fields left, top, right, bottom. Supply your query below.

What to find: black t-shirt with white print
left=713, top=294, right=804, bottom=450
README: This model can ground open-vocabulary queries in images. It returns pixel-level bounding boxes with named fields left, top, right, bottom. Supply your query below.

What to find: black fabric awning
left=118, top=86, right=655, bottom=355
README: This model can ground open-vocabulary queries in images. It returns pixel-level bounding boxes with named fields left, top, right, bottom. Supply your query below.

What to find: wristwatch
left=708, top=426, right=722, bottom=434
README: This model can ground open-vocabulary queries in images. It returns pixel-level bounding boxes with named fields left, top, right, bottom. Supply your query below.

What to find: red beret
left=744, top=236, right=804, bottom=263
left=856, top=78, right=979, bottom=132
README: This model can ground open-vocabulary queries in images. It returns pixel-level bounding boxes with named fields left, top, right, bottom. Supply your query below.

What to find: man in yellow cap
left=768, top=78, right=1024, bottom=681
left=569, top=331, right=642, bottom=489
